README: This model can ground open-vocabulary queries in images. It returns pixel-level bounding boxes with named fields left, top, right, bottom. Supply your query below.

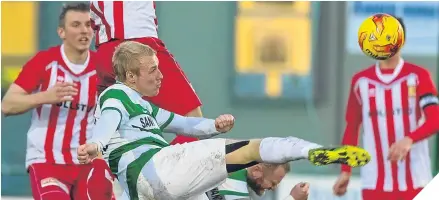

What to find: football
left=357, top=13, right=405, bottom=60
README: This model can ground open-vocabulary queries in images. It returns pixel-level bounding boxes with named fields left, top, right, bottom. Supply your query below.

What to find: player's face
left=248, top=166, right=287, bottom=195
left=59, top=11, right=93, bottom=52
left=135, top=55, right=162, bottom=96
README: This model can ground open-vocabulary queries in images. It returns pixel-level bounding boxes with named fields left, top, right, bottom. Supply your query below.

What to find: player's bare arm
left=2, top=82, right=78, bottom=116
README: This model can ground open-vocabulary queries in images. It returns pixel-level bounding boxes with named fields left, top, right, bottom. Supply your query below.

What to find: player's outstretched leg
left=224, top=137, right=370, bottom=172
left=114, top=137, right=371, bottom=200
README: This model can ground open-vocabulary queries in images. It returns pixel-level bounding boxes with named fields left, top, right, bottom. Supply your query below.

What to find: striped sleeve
left=150, top=103, right=175, bottom=130
left=417, top=68, right=438, bottom=109
left=98, top=89, right=131, bottom=124
left=149, top=102, right=218, bottom=137
left=218, top=170, right=250, bottom=200
left=90, top=90, right=131, bottom=152
left=99, top=99, right=126, bottom=128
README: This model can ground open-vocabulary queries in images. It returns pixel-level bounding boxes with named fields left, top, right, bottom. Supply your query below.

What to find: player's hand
left=43, top=82, right=78, bottom=104
left=388, top=136, right=413, bottom=161
left=333, top=172, right=351, bottom=196
left=77, top=143, right=99, bottom=164
left=290, top=182, right=310, bottom=200
left=215, top=114, right=235, bottom=133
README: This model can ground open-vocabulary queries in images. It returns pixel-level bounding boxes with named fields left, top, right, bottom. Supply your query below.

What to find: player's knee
left=87, top=159, right=114, bottom=198
left=91, top=158, right=111, bottom=171
left=91, top=159, right=113, bottom=177
left=87, top=170, right=114, bottom=200
left=87, top=167, right=113, bottom=188
left=41, top=190, right=70, bottom=200
left=87, top=187, right=113, bottom=200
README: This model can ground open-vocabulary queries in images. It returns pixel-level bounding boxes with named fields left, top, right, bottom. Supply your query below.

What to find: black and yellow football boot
left=308, top=145, right=371, bottom=167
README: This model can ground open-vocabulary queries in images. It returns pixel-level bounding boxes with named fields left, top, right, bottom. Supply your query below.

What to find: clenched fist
left=333, top=172, right=351, bottom=196
left=77, top=143, right=99, bottom=164
left=215, top=114, right=235, bottom=133
left=290, top=182, right=310, bottom=200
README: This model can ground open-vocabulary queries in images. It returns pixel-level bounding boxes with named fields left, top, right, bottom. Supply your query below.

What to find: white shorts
left=118, top=138, right=228, bottom=200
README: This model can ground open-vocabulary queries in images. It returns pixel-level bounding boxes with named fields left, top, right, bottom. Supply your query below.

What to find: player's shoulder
left=98, top=84, right=129, bottom=109
left=27, top=45, right=61, bottom=65
left=42, top=45, right=62, bottom=58
left=403, top=61, right=432, bottom=77
left=89, top=49, right=98, bottom=58
left=88, top=50, right=100, bottom=65
left=350, top=64, right=376, bottom=83
left=99, top=83, right=139, bottom=104
left=99, top=83, right=126, bottom=98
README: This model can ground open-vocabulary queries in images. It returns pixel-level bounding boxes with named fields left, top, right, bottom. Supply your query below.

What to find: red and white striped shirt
left=14, top=45, right=98, bottom=168
left=342, top=59, right=439, bottom=192
left=90, top=1, right=158, bottom=46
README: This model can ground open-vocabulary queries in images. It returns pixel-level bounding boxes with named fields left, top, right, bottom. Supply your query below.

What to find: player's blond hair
left=112, top=41, right=157, bottom=82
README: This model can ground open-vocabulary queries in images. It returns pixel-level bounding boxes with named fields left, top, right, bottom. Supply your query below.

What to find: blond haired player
left=90, top=1, right=203, bottom=144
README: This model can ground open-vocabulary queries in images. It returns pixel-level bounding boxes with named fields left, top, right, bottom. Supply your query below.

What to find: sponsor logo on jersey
left=41, top=177, right=69, bottom=194
left=408, top=85, right=416, bottom=97
left=132, top=115, right=159, bottom=131
left=56, top=101, right=95, bottom=112
left=368, top=107, right=414, bottom=117
left=140, top=115, right=156, bottom=128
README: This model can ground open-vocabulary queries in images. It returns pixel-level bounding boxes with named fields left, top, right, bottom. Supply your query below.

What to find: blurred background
left=1, top=1, right=438, bottom=200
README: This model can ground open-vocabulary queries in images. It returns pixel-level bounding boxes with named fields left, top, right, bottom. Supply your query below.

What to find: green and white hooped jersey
left=218, top=169, right=250, bottom=199
left=96, top=83, right=173, bottom=176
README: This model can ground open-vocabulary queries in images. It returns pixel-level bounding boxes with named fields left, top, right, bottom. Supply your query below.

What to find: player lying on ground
left=117, top=163, right=309, bottom=200
left=77, top=41, right=371, bottom=200
left=213, top=163, right=309, bottom=200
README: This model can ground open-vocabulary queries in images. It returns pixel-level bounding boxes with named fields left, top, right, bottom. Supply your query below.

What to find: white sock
left=259, top=137, right=323, bottom=163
